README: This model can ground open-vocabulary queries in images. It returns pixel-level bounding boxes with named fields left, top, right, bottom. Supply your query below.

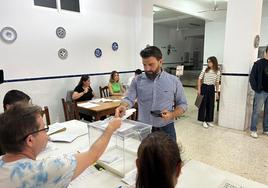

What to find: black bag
left=195, top=95, right=203, bottom=108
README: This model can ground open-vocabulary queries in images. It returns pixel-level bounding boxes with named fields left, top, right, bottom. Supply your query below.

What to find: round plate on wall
left=112, top=42, right=118, bottom=51
left=254, top=35, right=260, bottom=48
left=0, top=27, right=17, bottom=43
left=94, top=48, right=102, bottom=58
left=56, top=27, right=66, bottom=39
left=58, top=48, right=68, bottom=59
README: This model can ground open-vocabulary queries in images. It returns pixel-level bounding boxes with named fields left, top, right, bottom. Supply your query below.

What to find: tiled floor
left=175, top=87, right=268, bottom=185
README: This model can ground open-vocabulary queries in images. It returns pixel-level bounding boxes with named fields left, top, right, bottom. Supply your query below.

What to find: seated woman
left=108, top=71, right=125, bottom=96
left=136, top=132, right=182, bottom=188
left=72, top=75, right=94, bottom=102
left=72, top=75, right=95, bottom=121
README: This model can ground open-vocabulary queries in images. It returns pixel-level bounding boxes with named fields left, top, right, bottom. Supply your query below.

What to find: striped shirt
left=199, top=68, right=220, bottom=85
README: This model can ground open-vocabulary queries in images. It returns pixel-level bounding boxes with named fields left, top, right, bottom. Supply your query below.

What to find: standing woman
left=108, top=71, right=125, bottom=96
left=197, top=56, right=220, bottom=128
left=72, top=75, right=95, bottom=102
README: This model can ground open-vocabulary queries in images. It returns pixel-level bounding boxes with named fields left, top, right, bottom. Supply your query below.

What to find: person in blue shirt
left=0, top=104, right=121, bottom=188
left=115, top=46, right=187, bottom=141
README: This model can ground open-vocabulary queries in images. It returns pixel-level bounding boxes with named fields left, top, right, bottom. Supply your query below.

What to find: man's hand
left=115, top=105, right=127, bottom=118
left=161, top=109, right=174, bottom=121
left=106, top=117, right=121, bottom=133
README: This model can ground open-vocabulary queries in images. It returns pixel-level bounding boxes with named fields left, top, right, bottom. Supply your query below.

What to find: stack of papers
left=49, top=132, right=87, bottom=143
left=90, top=98, right=120, bottom=103
left=48, top=121, right=88, bottom=143
left=77, top=102, right=100, bottom=108
left=47, top=122, right=66, bottom=136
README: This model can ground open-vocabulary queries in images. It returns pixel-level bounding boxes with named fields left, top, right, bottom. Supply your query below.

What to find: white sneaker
left=207, top=122, right=214, bottom=127
left=202, top=122, right=208, bottom=128
left=250, top=132, right=258, bottom=138
left=263, top=131, right=268, bottom=135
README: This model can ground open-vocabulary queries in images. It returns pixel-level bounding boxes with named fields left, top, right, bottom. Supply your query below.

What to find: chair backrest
left=66, top=90, right=74, bottom=102
left=42, top=106, right=51, bottom=125
left=62, top=98, right=80, bottom=121
left=99, top=86, right=109, bottom=98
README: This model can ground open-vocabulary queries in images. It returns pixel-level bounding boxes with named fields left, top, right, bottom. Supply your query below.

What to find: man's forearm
left=88, top=128, right=114, bottom=162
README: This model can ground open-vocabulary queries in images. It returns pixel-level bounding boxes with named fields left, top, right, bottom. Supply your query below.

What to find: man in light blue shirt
left=116, top=46, right=187, bottom=141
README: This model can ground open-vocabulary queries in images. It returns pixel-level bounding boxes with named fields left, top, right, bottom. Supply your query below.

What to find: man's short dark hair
left=135, top=69, right=142, bottom=75
left=0, top=105, right=42, bottom=153
left=140, top=46, right=162, bottom=61
left=3, top=90, right=31, bottom=110
left=266, top=46, right=268, bottom=53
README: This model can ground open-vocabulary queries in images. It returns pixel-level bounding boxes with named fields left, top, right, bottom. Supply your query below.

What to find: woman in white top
left=197, top=56, right=220, bottom=128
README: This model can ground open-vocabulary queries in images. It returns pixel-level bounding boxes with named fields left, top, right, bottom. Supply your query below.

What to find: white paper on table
left=77, top=102, right=100, bottom=108
left=68, top=166, right=100, bottom=187
left=112, top=99, right=121, bottom=102
left=47, top=122, right=65, bottom=135
left=49, top=132, right=87, bottom=143
left=90, top=98, right=102, bottom=103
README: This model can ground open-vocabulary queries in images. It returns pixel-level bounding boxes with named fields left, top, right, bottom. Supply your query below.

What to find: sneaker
left=202, top=122, right=208, bottom=128
left=250, top=132, right=258, bottom=138
left=207, top=122, right=214, bottom=127
left=263, top=131, right=268, bottom=135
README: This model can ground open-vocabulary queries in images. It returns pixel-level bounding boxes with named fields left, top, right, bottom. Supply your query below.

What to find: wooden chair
left=99, top=86, right=109, bottom=98
left=62, top=98, right=80, bottom=121
left=42, top=106, right=51, bottom=125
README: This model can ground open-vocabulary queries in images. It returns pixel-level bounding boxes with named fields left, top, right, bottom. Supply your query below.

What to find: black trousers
left=198, top=84, right=215, bottom=122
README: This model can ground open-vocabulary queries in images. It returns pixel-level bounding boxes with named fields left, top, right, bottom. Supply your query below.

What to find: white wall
left=0, top=0, right=153, bottom=122
left=203, top=18, right=226, bottom=64
left=203, top=8, right=268, bottom=65
left=154, top=24, right=204, bottom=64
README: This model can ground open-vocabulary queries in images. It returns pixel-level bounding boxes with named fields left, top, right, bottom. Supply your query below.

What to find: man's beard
left=145, top=67, right=161, bottom=80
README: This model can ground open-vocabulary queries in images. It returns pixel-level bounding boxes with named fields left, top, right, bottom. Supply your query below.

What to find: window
left=34, top=0, right=80, bottom=12
left=60, top=0, right=80, bottom=12
left=34, top=0, right=57, bottom=9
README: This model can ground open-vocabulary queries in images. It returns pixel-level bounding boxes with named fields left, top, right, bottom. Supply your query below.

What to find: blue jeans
left=250, top=91, right=268, bottom=132
left=152, top=122, right=176, bottom=142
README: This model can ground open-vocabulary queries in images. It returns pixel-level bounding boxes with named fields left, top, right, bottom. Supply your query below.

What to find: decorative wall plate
left=94, top=48, right=102, bottom=58
left=112, top=42, right=118, bottom=51
left=58, top=48, right=68, bottom=59
left=254, top=35, right=260, bottom=48
left=0, top=27, right=17, bottom=43
left=56, top=27, right=66, bottom=38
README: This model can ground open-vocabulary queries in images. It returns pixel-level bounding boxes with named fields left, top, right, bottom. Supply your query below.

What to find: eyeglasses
left=20, top=126, right=49, bottom=141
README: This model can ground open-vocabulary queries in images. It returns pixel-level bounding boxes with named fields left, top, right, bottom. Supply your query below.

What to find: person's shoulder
left=74, top=85, right=81, bottom=91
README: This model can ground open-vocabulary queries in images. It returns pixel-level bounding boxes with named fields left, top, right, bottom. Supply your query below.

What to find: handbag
left=195, top=94, right=204, bottom=108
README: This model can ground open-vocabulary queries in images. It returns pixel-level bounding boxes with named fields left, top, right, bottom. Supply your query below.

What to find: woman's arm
left=72, top=91, right=85, bottom=100
left=197, top=79, right=202, bottom=95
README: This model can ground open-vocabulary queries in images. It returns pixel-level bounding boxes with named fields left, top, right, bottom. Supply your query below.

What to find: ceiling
left=154, top=7, right=206, bottom=29
left=154, top=0, right=268, bottom=29
left=154, top=0, right=227, bottom=29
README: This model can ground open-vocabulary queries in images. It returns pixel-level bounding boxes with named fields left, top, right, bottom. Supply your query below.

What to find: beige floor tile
left=175, top=87, right=268, bottom=185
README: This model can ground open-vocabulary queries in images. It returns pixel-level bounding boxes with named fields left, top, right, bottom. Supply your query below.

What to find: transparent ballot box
left=87, top=119, right=152, bottom=177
